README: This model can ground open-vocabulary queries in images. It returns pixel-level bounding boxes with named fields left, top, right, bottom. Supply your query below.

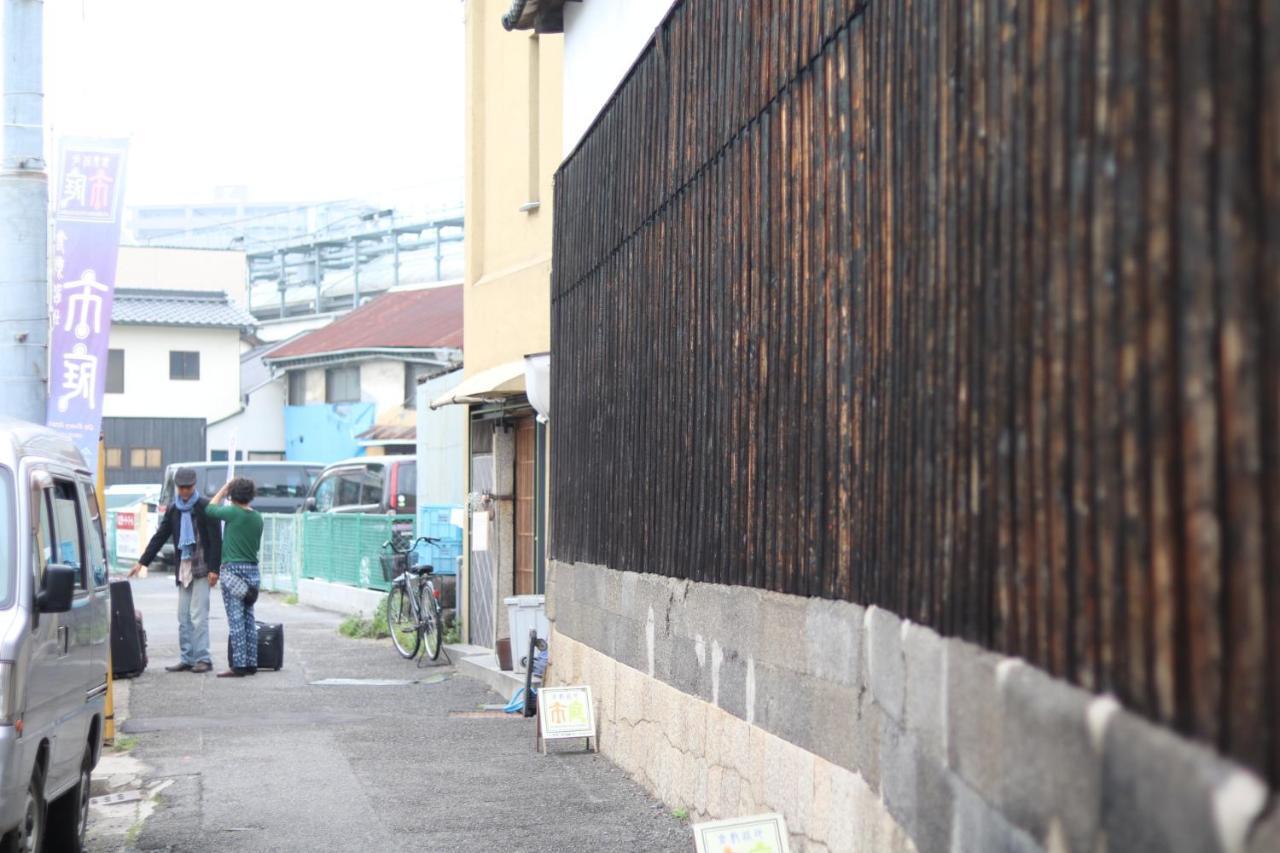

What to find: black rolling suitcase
left=109, top=581, right=148, bottom=678
left=229, top=621, right=284, bottom=670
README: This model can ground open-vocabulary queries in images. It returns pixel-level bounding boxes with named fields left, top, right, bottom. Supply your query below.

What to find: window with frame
left=105, top=448, right=123, bottom=469
left=312, top=474, right=338, bottom=511
left=81, top=482, right=108, bottom=587
left=106, top=349, right=125, bottom=394
left=288, top=370, right=308, bottom=405
left=130, top=447, right=162, bottom=469
left=336, top=469, right=364, bottom=507
left=169, top=350, right=200, bottom=381
left=50, top=479, right=87, bottom=589
left=361, top=468, right=384, bottom=507
left=325, top=366, right=360, bottom=403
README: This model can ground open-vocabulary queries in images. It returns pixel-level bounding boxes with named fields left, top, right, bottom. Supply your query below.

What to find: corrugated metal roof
left=265, top=286, right=463, bottom=360
left=112, top=288, right=255, bottom=329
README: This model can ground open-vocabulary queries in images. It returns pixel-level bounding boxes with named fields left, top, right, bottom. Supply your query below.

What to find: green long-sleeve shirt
left=204, top=502, right=263, bottom=566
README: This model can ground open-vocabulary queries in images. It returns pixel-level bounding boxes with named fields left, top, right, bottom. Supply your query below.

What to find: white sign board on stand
left=536, top=685, right=596, bottom=753
left=692, top=813, right=792, bottom=853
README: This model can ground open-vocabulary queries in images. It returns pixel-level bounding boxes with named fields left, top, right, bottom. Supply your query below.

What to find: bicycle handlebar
left=382, top=535, right=443, bottom=553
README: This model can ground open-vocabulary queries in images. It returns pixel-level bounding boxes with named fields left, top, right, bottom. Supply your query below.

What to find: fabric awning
left=429, top=359, right=526, bottom=409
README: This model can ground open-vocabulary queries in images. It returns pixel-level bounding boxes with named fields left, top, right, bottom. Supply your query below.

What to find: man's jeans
left=177, top=579, right=211, bottom=665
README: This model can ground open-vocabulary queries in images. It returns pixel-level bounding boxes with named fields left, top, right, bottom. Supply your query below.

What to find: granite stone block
left=866, top=606, right=906, bottom=722
left=902, top=621, right=946, bottom=764
left=852, top=686, right=882, bottom=793
left=805, top=597, right=865, bottom=689
left=1000, top=663, right=1100, bottom=853
left=880, top=719, right=954, bottom=853
left=946, top=640, right=1005, bottom=804
left=758, top=590, right=808, bottom=671
left=1102, top=708, right=1259, bottom=853
left=952, top=775, right=1043, bottom=853
left=807, top=676, right=859, bottom=773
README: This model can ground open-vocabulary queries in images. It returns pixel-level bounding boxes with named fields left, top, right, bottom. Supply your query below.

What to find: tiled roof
left=112, top=288, right=255, bottom=329
left=265, top=285, right=463, bottom=360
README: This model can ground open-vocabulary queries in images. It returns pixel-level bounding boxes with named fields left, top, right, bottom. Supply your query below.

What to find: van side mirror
left=304, top=497, right=317, bottom=512
left=38, top=564, right=76, bottom=613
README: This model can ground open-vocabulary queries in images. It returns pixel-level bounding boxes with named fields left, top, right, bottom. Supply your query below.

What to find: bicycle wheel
left=386, top=584, right=420, bottom=659
left=420, top=584, right=443, bottom=661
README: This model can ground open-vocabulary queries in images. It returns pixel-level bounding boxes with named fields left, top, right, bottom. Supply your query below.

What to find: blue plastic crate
left=417, top=504, right=464, bottom=543
left=410, top=536, right=461, bottom=576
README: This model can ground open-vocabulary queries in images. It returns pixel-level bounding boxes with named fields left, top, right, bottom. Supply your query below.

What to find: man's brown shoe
left=215, top=669, right=244, bottom=678
left=190, top=662, right=212, bottom=673
left=164, top=663, right=192, bottom=672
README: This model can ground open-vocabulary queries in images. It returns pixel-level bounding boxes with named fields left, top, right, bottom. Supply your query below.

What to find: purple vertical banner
left=45, top=138, right=129, bottom=470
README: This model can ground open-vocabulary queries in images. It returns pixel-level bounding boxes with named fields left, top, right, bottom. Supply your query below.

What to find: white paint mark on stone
left=940, top=642, right=950, bottom=761
left=695, top=633, right=706, bottom=668
left=1044, top=817, right=1070, bottom=853
left=646, top=605, right=656, bottom=678
left=1212, top=770, right=1269, bottom=853
left=996, top=658, right=1024, bottom=689
left=745, top=657, right=756, bottom=725
left=711, top=639, right=724, bottom=707
left=1086, top=695, right=1121, bottom=753
left=863, top=606, right=878, bottom=685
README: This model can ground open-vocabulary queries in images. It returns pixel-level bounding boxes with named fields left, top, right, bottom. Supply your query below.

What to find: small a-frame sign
left=692, top=812, right=792, bottom=853
left=536, top=685, right=596, bottom=754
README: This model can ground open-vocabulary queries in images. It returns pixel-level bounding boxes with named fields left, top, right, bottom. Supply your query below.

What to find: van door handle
left=58, top=624, right=68, bottom=656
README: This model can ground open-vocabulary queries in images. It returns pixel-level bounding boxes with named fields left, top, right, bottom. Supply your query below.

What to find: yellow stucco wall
left=463, top=0, right=563, bottom=376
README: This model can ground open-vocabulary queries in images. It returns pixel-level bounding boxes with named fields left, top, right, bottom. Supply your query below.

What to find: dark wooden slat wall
left=549, top=0, right=1280, bottom=784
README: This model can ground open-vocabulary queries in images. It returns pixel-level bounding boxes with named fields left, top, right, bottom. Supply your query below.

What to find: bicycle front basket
left=380, top=552, right=408, bottom=582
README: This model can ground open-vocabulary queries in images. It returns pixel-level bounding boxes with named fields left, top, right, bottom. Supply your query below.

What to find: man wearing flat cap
left=129, top=467, right=222, bottom=673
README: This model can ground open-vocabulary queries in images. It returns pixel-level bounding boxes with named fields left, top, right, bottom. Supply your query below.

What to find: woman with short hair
left=207, top=477, right=264, bottom=677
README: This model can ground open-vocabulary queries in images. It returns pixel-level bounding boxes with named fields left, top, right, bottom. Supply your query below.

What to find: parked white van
left=0, top=419, right=111, bottom=852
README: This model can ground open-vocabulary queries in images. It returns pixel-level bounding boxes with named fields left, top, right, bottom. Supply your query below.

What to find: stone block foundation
left=545, top=561, right=1276, bottom=853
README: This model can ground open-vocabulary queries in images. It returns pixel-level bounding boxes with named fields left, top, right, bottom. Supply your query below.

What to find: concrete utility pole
left=0, top=0, right=49, bottom=424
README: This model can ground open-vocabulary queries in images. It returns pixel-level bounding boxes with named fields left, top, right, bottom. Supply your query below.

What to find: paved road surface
left=90, top=573, right=688, bottom=852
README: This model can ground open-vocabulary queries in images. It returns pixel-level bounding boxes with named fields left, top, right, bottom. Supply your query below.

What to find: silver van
left=0, top=419, right=111, bottom=852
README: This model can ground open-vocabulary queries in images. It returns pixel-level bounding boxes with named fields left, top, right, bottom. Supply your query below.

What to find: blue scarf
left=174, top=492, right=199, bottom=560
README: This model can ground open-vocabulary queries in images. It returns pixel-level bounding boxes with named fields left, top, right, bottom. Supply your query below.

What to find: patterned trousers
left=220, top=562, right=260, bottom=669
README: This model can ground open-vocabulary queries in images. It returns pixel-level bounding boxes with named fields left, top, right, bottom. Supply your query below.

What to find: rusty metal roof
left=265, top=286, right=463, bottom=360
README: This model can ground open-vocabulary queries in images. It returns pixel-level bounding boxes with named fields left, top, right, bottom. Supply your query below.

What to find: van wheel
left=0, top=763, right=46, bottom=853
left=46, top=744, right=92, bottom=852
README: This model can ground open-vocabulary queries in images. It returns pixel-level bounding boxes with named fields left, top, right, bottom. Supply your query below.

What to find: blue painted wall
left=284, top=403, right=375, bottom=463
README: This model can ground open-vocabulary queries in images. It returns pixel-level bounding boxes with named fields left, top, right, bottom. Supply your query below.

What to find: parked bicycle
left=381, top=534, right=445, bottom=661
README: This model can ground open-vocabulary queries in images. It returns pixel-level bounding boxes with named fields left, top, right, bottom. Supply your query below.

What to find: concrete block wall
left=545, top=560, right=1278, bottom=853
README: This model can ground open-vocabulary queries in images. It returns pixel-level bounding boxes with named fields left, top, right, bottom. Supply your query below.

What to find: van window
left=249, top=465, right=315, bottom=500
left=361, top=468, right=384, bottom=507
left=197, top=466, right=231, bottom=497
left=0, top=468, right=14, bottom=608
left=336, top=469, right=363, bottom=507
left=311, top=474, right=338, bottom=512
left=82, top=483, right=108, bottom=588
left=51, top=480, right=86, bottom=589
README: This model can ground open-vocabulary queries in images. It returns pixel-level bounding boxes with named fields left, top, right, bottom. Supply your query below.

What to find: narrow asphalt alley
left=90, top=574, right=688, bottom=852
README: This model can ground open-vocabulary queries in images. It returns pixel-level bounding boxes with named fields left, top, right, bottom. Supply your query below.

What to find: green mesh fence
left=299, top=514, right=413, bottom=592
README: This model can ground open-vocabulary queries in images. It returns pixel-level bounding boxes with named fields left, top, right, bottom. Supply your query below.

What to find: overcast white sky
left=44, top=0, right=465, bottom=211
